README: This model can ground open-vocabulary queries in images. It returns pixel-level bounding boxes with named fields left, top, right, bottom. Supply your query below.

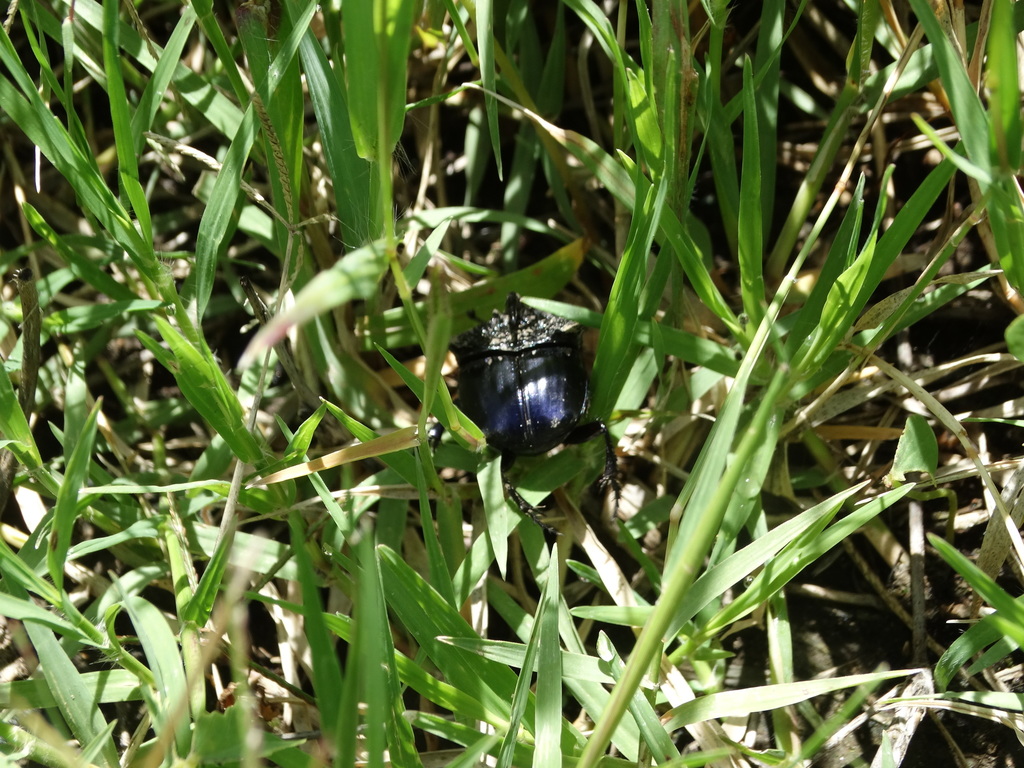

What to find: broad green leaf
left=890, top=414, right=939, bottom=484
left=192, top=707, right=296, bottom=763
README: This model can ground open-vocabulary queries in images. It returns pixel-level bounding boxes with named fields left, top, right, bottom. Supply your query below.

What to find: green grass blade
left=704, top=78, right=740, bottom=258
left=288, top=512, right=343, bottom=744
left=188, top=0, right=250, bottom=103
left=596, top=633, right=677, bottom=762
left=0, top=592, right=78, bottom=636
left=624, top=70, right=661, bottom=177
left=63, top=0, right=243, bottom=137
left=357, top=538, right=423, bottom=766
left=987, top=0, right=1022, bottom=171
left=23, top=623, right=119, bottom=768
left=905, top=0, right=990, bottom=177
left=48, top=401, right=101, bottom=590
left=752, top=0, right=784, bottom=233
left=130, top=6, right=197, bottom=146
left=848, top=0, right=881, bottom=86
left=788, top=173, right=867, bottom=375
left=0, top=63, right=147, bottom=272
left=737, top=56, right=765, bottom=326
left=699, top=485, right=914, bottom=641
left=590, top=174, right=668, bottom=418
left=378, top=545, right=521, bottom=717
left=243, top=241, right=389, bottom=365
left=0, top=342, right=42, bottom=469
left=576, top=364, right=788, bottom=767
left=122, top=593, right=192, bottom=757
left=935, top=600, right=1022, bottom=690
left=101, top=0, right=150, bottom=240
left=344, top=0, right=416, bottom=162
left=44, top=300, right=165, bottom=335
left=138, top=320, right=265, bottom=466
left=664, top=669, right=917, bottom=730
left=296, top=2, right=376, bottom=248
left=474, top=0, right=503, bottom=179
left=533, top=580, right=577, bottom=762
left=189, top=107, right=254, bottom=322
left=987, top=181, right=1024, bottom=291
left=495, top=546, right=549, bottom=768
left=495, top=588, right=645, bottom=757
left=61, top=347, right=88, bottom=479
left=0, top=670, right=143, bottom=709
left=666, top=484, right=865, bottom=639
left=20, top=210, right=135, bottom=300
left=930, top=535, right=1024, bottom=651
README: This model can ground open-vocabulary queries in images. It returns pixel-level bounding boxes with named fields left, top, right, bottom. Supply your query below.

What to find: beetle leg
left=597, top=423, right=621, bottom=495
left=501, top=451, right=557, bottom=532
left=566, top=421, right=621, bottom=518
left=594, top=423, right=621, bottom=517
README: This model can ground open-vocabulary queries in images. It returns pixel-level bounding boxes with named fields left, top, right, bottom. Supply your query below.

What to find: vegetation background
left=1, top=0, right=1024, bottom=765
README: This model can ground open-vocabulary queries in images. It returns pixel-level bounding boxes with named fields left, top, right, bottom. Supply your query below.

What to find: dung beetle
left=450, top=292, right=619, bottom=525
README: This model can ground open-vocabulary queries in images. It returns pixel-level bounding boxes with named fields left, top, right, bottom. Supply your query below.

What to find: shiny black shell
left=450, top=293, right=589, bottom=456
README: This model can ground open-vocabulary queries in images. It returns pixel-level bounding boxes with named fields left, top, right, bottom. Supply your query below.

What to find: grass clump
left=1, top=1, right=1024, bottom=766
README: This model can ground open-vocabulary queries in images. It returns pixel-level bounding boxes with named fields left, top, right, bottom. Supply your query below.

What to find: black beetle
left=450, top=292, right=619, bottom=525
